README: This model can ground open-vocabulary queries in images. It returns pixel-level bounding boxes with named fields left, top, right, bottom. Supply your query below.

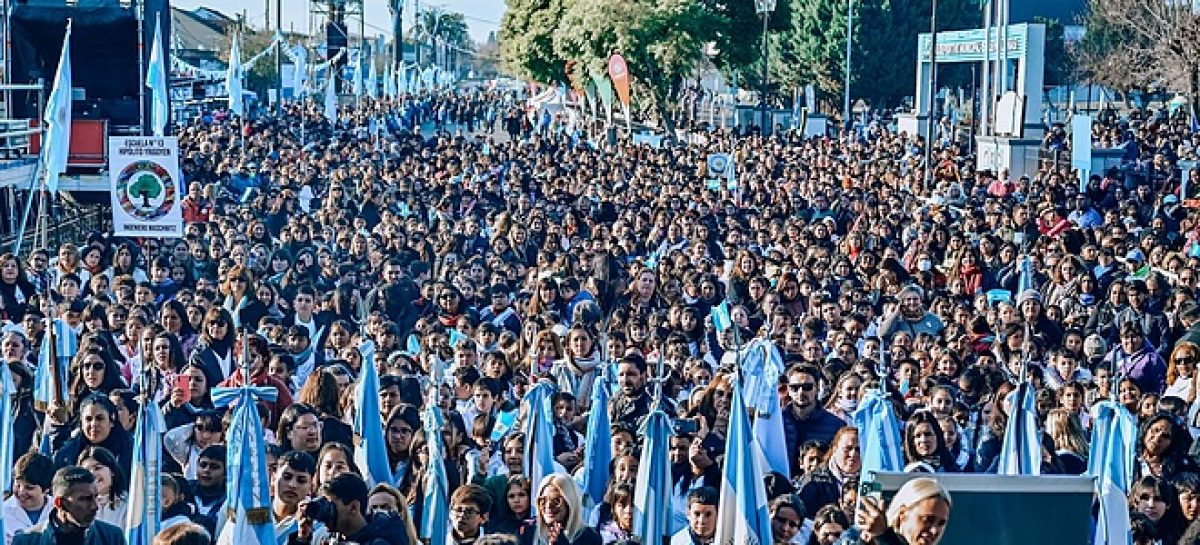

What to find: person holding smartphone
left=852, top=478, right=952, bottom=545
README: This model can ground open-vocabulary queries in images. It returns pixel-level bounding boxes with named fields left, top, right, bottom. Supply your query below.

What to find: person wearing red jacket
left=216, top=334, right=293, bottom=430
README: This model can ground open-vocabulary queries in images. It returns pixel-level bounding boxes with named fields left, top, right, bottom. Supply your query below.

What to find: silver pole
left=136, top=0, right=147, bottom=136
left=981, top=0, right=991, bottom=137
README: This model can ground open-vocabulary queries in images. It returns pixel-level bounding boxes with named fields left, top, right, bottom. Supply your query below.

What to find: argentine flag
left=714, top=377, right=773, bottom=545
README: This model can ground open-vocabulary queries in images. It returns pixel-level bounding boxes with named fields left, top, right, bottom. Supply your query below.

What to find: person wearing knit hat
left=1083, top=334, right=1108, bottom=365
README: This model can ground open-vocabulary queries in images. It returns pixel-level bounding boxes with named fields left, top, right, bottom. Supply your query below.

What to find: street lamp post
left=843, top=0, right=853, bottom=132
left=755, top=0, right=776, bottom=137
left=923, top=0, right=939, bottom=186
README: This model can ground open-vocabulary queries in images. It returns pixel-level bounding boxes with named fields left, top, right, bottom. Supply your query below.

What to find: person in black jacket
left=782, top=365, right=844, bottom=477
left=293, top=473, right=410, bottom=545
left=51, top=395, right=132, bottom=472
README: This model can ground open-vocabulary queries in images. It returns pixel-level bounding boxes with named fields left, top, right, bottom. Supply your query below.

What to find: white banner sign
left=109, top=136, right=183, bottom=238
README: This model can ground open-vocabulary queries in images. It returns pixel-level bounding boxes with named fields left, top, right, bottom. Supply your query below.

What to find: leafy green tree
left=552, top=0, right=724, bottom=135
left=500, top=0, right=574, bottom=84
left=773, top=0, right=977, bottom=110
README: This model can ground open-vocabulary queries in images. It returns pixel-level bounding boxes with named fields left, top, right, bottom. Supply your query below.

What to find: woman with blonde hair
left=853, top=477, right=953, bottom=545
left=1044, top=408, right=1089, bottom=474
left=220, top=265, right=267, bottom=329
left=1165, top=342, right=1200, bottom=404
left=519, top=473, right=600, bottom=545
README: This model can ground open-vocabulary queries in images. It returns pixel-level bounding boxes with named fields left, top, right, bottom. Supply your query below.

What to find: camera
left=303, top=497, right=338, bottom=526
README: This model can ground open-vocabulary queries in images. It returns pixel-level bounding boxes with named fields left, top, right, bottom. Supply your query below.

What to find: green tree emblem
left=129, top=174, right=162, bottom=208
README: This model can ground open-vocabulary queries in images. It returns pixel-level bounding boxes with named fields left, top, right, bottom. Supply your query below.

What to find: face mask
left=918, top=259, right=932, bottom=272
left=836, top=399, right=859, bottom=412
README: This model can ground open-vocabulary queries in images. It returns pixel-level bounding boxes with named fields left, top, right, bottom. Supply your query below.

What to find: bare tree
left=1078, top=0, right=1200, bottom=113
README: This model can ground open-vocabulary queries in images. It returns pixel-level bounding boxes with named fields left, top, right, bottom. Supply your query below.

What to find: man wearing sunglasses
left=782, top=365, right=843, bottom=477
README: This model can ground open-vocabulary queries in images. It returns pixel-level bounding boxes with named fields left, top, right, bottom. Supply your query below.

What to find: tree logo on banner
left=707, top=154, right=732, bottom=178
left=116, top=160, right=176, bottom=220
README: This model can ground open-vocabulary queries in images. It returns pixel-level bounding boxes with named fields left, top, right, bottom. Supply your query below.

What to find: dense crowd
left=3, top=87, right=1200, bottom=545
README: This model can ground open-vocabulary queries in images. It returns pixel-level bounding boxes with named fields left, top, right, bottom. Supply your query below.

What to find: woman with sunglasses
left=518, top=473, right=600, bottom=545
left=220, top=265, right=268, bottom=331
left=190, top=308, right=236, bottom=384
left=1165, top=342, right=1200, bottom=405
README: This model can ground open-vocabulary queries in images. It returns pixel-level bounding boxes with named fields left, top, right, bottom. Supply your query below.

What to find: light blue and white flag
left=145, top=15, right=169, bottom=136
left=367, top=55, right=379, bottom=99
left=419, top=403, right=449, bottom=540
left=384, top=62, right=397, bottom=98
left=34, top=318, right=76, bottom=410
left=43, top=20, right=73, bottom=195
left=997, top=382, right=1041, bottom=475
left=0, top=362, right=16, bottom=541
left=125, top=375, right=166, bottom=545
left=1017, top=255, right=1034, bottom=295
left=710, top=301, right=732, bottom=333
left=744, top=340, right=789, bottom=478
left=523, top=380, right=557, bottom=517
left=352, top=51, right=365, bottom=97
left=353, top=347, right=394, bottom=487
left=323, top=75, right=337, bottom=123
left=212, top=365, right=278, bottom=545
left=851, top=388, right=905, bottom=474
left=1089, top=400, right=1137, bottom=545
left=226, top=33, right=244, bottom=116
left=579, top=368, right=612, bottom=510
left=714, top=377, right=773, bottom=545
left=632, top=402, right=674, bottom=544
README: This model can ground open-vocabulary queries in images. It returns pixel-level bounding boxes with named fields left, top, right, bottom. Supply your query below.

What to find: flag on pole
left=632, top=402, right=674, bottom=544
left=713, top=377, right=773, bottom=545
left=351, top=51, right=364, bottom=97
left=33, top=318, right=76, bottom=412
left=579, top=368, right=612, bottom=511
left=743, top=341, right=790, bottom=479
left=324, top=75, right=337, bottom=123
left=353, top=347, right=394, bottom=487
left=851, top=388, right=905, bottom=473
left=211, top=364, right=278, bottom=545
left=384, top=62, right=397, bottom=98
left=226, top=33, right=244, bottom=117
left=1017, top=255, right=1034, bottom=295
left=710, top=300, right=732, bottom=333
left=1089, top=400, right=1138, bottom=545
left=997, top=382, right=1041, bottom=475
left=125, top=375, right=166, bottom=545
left=419, top=402, right=449, bottom=541
left=43, top=20, right=73, bottom=195
left=0, top=362, right=16, bottom=542
left=145, top=15, right=169, bottom=136
left=367, top=55, right=379, bottom=99
left=523, top=381, right=557, bottom=517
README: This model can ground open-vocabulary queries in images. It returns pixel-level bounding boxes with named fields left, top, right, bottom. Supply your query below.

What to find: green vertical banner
left=585, top=80, right=598, bottom=118
left=592, top=73, right=614, bottom=123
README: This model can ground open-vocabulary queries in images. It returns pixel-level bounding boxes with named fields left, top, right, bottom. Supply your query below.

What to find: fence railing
left=0, top=197, right=109, bottom=257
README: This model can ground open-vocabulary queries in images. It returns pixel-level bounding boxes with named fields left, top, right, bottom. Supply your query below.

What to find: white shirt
left=3, top=495, right=51, bottom=545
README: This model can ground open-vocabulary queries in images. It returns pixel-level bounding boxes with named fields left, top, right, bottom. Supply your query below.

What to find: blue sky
left=173, top=0, right=506, bottom=43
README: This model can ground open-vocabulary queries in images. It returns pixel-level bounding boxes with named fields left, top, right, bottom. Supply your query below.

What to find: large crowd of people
left=2, top=86, right=1200, bottom=545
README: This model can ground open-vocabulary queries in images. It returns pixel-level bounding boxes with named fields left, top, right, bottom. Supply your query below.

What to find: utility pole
left=275, top=0, right=282, bottom=112
left=923, top=0, right=939, bottom=187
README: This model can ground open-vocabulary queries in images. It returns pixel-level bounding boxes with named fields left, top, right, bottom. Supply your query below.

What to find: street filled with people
left=3, top=88, right=1200, bottom=545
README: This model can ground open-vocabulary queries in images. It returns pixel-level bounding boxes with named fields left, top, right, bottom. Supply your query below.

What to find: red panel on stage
left=28, top=119, right=109, bottom=167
